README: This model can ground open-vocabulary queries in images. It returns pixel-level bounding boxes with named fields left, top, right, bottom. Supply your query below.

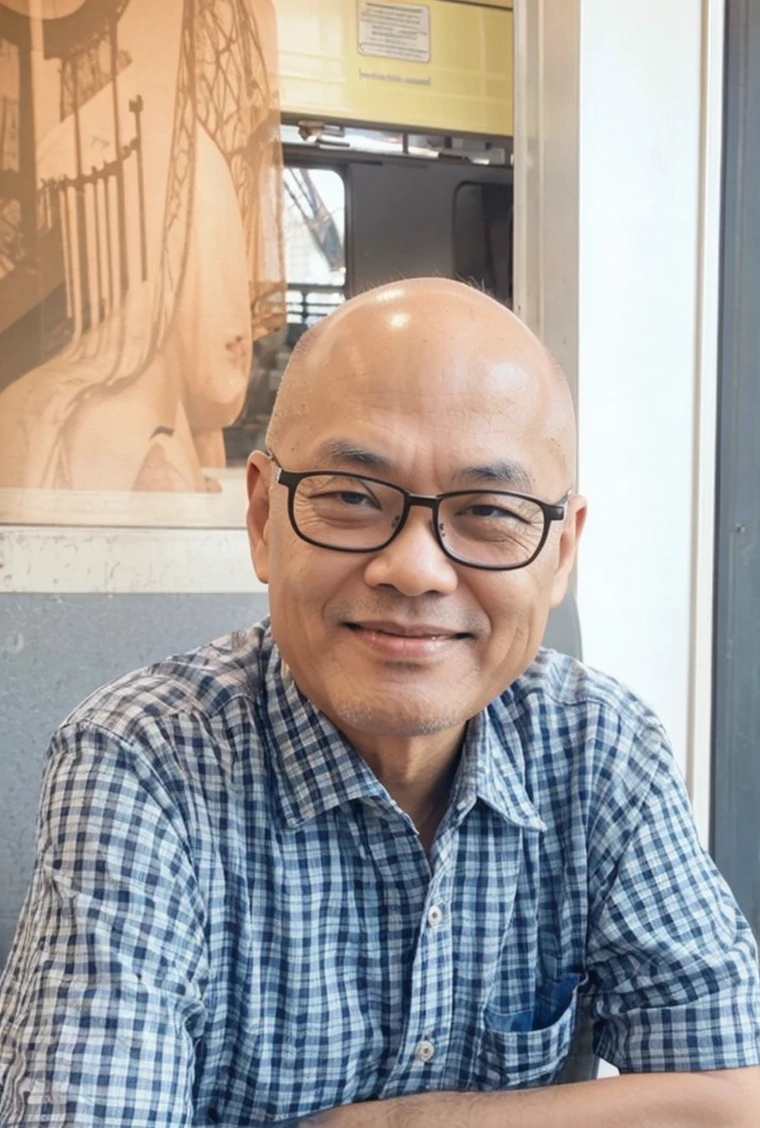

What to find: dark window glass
left=453, top=181, right=512, bottom=307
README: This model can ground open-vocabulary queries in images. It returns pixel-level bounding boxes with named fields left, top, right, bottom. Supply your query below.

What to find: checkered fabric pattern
left=0, top=622, right=758, bottom=1126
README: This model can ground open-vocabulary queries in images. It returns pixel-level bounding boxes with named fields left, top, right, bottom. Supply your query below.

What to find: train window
left=453, top=181, right=512, bottom=307
left=223, top=166, right=346, bottom=465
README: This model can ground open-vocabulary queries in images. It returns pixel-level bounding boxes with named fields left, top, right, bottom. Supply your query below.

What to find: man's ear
left=246, top=450, right=272, bottom=584
left=550, top=494, right=587, bottom=609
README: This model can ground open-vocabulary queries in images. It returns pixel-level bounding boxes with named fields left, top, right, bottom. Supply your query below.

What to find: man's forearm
left=288, top=1068, right=760, bottom=1128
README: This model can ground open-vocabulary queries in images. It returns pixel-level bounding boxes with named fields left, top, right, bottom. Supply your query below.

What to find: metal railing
left=39, top=95, right=146, bottom=337
left=286, top=281, right=345, bottom=329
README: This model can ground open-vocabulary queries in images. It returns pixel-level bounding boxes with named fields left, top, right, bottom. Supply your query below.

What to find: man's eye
left=314, top=489, right=378, bottom=509
left=334, top=491, right=374, bottom=507
left=461, top=503, right=528, bottom=523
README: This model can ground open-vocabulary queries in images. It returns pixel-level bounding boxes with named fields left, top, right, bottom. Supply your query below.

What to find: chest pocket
left=477, top=974, right=580, bottom=1089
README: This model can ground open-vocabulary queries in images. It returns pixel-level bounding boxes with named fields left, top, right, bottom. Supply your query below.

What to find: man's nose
left=362, top=508, right=459, bottom=596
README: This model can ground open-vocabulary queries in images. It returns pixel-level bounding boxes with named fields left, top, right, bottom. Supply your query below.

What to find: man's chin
left=327, top=695, right=469, bottom=740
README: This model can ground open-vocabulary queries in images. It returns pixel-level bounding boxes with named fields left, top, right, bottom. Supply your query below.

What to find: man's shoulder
left=492, top=650, right=674, bottom=827
left=497, top=647, right=668, bottom=757
left=58, top=621, right=271, bottom=747
left=514, top=648, right=661, bottom=725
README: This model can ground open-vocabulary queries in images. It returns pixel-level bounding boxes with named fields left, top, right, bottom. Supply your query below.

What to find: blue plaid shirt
left=1, top=621, right=758, bottom=1126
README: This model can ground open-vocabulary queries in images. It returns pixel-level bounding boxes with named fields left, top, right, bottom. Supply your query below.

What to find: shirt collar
left=446, top=706, right=546, bottom=832
left=259, top=640, right=389, bottom=828
left=257, top=630, right=545, bottom=834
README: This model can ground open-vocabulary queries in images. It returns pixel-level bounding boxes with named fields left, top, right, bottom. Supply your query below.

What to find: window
left=453, top=181, right=512, bottom=307
left=223, top=166, right=347, bottom=466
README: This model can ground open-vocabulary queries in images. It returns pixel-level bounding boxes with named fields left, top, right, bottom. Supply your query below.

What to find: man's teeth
left=368, top=628, right=447, bottom=638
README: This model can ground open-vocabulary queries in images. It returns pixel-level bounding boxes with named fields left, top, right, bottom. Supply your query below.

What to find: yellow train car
left=274, top=0, right=514, bottom=136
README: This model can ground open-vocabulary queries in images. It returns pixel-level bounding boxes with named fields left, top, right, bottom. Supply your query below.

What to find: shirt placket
left=378, top=826, right=458, bottom=1098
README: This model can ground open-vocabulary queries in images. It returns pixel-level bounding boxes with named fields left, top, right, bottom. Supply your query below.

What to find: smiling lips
left=345, top=620, right=469, bottom=657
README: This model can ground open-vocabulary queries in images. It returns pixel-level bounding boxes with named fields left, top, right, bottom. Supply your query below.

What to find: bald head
left=267, top=278, right=576, bottom=486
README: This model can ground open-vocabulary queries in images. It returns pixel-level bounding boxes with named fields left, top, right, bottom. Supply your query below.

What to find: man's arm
left=0, top=722, right=208, bottom=1127
left=283, top=1068, right=760, bottom=1128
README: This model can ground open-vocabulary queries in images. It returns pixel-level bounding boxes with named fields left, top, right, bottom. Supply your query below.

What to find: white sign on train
left=358, top=2, right=431, bottom=64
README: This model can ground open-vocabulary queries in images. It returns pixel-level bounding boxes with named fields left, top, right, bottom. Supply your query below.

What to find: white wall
left=576, top=0, right=702, bottom=760
left=515, top=1, right=724, bottom=839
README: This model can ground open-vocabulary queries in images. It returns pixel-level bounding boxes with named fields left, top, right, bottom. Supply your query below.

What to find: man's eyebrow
left=312, top=440, right=396, bottom=472
left=452, top=460, right=535, bottom=492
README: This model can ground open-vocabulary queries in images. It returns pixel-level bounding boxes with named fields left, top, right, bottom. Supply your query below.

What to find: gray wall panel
left=0, top=593, right=268, bottom=968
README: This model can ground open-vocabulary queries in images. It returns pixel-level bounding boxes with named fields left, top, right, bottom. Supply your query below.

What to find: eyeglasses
left=267, top=452, right=569, bottom=572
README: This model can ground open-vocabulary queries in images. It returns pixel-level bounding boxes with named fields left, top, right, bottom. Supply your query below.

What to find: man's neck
left=339, top=725, right=467, bottom=852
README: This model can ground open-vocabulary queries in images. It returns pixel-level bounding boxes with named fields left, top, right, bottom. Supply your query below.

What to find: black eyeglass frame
left=267, top=453, right=570, bottom=572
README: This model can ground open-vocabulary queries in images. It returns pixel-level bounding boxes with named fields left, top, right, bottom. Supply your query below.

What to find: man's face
left=247, top=289, right=584, bottom=743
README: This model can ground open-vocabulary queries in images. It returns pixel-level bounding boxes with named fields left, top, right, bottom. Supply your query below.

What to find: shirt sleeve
left=0, top=722, right=209, bottom=1127
left=586, top=722, right=760, bottom=1072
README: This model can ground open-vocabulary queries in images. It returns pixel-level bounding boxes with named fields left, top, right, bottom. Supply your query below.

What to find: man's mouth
left=344, top=621, right=470, bottom=640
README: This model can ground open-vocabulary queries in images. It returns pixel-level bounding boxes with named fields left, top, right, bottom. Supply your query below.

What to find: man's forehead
left=306, top=436, right=537, bottom=492
left=301, top=301, right=553, bottom=414
left=305, top=348, right=544, bottom=422
left=267, top=280, right=576, bottom=480
left=316, top=300, right=540, bottom=364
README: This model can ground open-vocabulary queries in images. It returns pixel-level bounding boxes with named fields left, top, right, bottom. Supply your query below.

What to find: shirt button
left=427, top=905, right=444, bottom=928
left=414, top=1039, right=436, bottom=1063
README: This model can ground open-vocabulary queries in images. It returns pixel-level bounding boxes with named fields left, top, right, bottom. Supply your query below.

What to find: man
left=0, top=279, right=758, bottom=1126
